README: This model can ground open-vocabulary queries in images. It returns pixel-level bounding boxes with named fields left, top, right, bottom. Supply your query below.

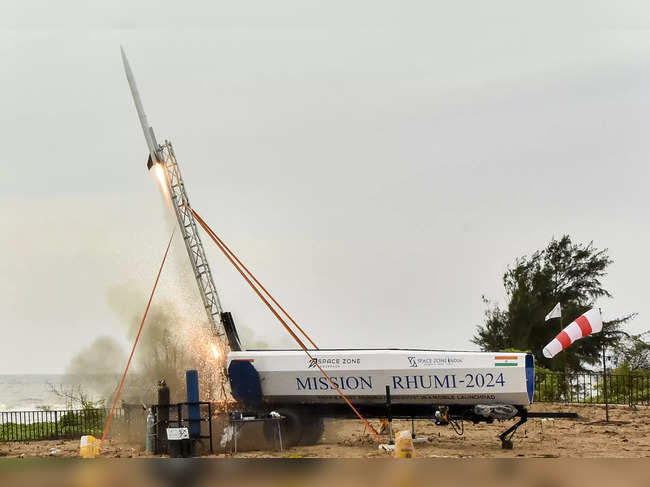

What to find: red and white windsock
left=542, top=308, right=603, bottom=358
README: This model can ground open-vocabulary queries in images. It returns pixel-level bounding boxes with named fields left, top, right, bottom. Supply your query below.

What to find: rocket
left=120, top=46, right=160, bottom=170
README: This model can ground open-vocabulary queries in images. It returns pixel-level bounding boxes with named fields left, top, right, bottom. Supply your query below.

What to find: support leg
left=498, top=414, right=528, bottom=450
left=276, top=420, right=283, bottom=451
left=233, top=424, right=239, bottom=455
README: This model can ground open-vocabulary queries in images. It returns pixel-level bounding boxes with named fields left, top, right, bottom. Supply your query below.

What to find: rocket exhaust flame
left=153, top=162, right=172, bottom=206
left=154, top=164, right=166, bottom=188
left=154, top=163, right=166, bottom=190
left=154, top=164, right=167, bottom=191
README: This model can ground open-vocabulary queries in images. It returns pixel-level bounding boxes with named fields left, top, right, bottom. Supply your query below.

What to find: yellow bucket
left=394, top=430, right=415, bottom=459
left=80, top=435, right=100, bottom=458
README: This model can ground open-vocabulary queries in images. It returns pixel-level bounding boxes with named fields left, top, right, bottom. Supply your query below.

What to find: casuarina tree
left=472, top=235, right=636, bottom=371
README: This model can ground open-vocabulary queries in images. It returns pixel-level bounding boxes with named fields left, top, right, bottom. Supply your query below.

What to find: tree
left=472, top=235, right=636, bottom=371
left=610, top=332, right=650, bottom=371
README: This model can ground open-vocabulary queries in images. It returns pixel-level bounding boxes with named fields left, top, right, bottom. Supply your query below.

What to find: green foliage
left=534, top=366, right=568, bottom=402
left=58, top=409, right=105, bottom=432
left=0, top=409, right=107, bottom=442
left=593, top=363, right=650, bottom=404
left=499, top=347, right=531, bottom=354
left=0, top=422, right=59, bottom=441
left=610, top=333, right=650, bottom=371
left=473, top=235, right=637, bottom=371
left=533, top=365, right=650, bottom=405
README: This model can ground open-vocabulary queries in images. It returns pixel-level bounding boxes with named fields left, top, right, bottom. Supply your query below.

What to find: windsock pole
left=602, top=341, right=609, bottom=422
left=558, top=312, right=565, bottom=372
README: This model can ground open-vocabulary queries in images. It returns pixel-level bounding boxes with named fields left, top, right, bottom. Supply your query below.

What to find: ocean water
left=0, top=374, right=74, bottom=412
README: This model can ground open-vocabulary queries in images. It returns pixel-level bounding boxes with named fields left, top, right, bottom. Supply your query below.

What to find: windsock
left=542, top=308, right=603, bottom=358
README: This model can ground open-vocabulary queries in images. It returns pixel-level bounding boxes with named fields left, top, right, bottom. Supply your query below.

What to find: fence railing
left=535, top=373, right=650, bottom=405
left=0, top=408, right=126, bottom=442
left=151, top=401, right=213, bottom=455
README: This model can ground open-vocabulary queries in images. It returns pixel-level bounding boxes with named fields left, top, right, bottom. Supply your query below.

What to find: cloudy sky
left=2, top=1, right=650, bottom=373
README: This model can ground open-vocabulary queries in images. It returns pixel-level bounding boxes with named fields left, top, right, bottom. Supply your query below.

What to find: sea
left=0, top=374, right=75, bottom=412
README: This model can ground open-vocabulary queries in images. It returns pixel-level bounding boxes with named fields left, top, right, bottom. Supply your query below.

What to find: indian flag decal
left=494, top=355, right=518, bottom=367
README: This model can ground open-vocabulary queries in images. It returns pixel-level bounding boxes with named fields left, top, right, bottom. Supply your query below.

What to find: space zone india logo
left=307, top=357, right=361, bottom=369
left=407, top=356, right=463, bottom=368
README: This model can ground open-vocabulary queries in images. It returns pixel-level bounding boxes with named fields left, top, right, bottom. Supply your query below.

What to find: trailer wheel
left=263, top=409, right=303, bottom=448
left=297, top=415, right=324, bottom=445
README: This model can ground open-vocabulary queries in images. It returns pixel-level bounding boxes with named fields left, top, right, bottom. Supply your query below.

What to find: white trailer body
left=227, top=349, right=535, bottom=407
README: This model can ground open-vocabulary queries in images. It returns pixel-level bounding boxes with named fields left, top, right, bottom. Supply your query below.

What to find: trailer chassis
left=232, top=402, right=579, bottom=450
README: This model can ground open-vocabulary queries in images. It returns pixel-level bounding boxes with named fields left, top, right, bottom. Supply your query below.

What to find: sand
left=219, top=403, right=650, bottom=458
left=0, top=437, right=150, bottom=459
left=1, top=403, right=648, bottom=458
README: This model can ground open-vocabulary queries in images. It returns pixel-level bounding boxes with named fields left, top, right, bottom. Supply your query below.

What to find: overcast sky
left=2, top=1, right=650, bottom=373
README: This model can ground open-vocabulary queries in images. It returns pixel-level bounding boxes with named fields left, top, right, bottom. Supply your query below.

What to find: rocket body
left=120, top=47, right=161, bottom=167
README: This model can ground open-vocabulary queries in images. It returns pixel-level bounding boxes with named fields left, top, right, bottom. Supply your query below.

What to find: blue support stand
left=186, top=370, right=201, bottom=438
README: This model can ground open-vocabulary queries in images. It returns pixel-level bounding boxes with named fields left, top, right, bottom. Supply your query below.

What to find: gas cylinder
left=146, top=409, right=155, bottom=454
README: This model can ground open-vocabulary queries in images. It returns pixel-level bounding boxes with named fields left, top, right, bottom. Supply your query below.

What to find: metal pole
left=186, top=370, right=201, bottom=440
left=602, top=344, right=609, bottom=422
left=208, top=403, right=213, bottom=455
left=559, top=312, right=567, bottom=400
left=628, top=369, right=633, bottom=407
left=385, top=385, right=394, bottom=445
left=157, top=381, right=170, bottom=454
left=234, top=423, right=238, bottom=455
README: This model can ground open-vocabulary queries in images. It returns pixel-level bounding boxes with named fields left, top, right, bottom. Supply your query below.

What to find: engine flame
left=211, top=344, right=221, bottom=360
left=154, top=163, right=166, bottom=190
left=153, top=162, right=172, bottom=206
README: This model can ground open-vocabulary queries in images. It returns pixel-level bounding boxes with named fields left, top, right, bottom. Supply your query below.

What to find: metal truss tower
left=158, top=142, right=226, bottom=339
left=121, top=47, right=225, bottom=341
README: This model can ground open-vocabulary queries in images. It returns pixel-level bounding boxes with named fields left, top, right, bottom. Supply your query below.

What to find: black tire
left=263, top=409, right=303, bottom=448
left=297, top=415, right=324, bottom=446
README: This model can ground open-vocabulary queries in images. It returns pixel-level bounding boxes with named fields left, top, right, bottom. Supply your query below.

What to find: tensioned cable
left=189, top=206, right=381, bottom=442
left=191, top=208, right=318, bottom=350
left=100, top=229, right=175, bottom=447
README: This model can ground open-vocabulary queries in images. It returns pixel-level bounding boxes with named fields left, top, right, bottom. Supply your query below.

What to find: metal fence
left=151, top=401, right=213, bottom=455
left=0, top=408, right=126, bottom=442
left=535, top=373, right=650, bottom=405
